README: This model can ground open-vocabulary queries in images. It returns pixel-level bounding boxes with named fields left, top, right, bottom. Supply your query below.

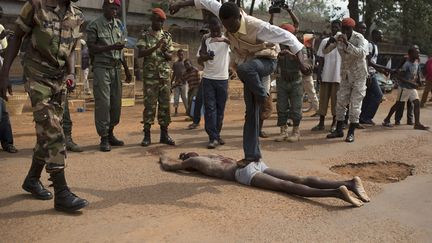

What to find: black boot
left=22, top=159, right=53, bottom=200
left=141, top=128, right=151, bottom=147
left=50, top=170, right=88, bottom=213
left=108, top=128, right=124, bottom=146
left=311, top=115, right=325, bottom=131
left=160, top=126, right=175, bottom=145
left=100, top=136, right=111, bottom=152
left=327, top=121, right=344, bottom=139
left=65, top=135, right=83, bottom=152
left=345, top=123, right=357, bottom=143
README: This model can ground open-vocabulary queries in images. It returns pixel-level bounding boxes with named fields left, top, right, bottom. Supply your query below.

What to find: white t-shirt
left=197, top=36, right=230, bottom=80
left=317, top=37, right=341, bottom=83
left=368, top=42, right=378, bottom=74
left=0, top=24, right=6, bottom=66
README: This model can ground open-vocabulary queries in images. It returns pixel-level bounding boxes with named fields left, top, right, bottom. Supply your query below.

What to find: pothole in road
left=330, top=161, right=415, bottom=183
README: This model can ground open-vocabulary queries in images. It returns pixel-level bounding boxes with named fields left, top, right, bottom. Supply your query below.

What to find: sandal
left=3, top=144, right=18, bottom=153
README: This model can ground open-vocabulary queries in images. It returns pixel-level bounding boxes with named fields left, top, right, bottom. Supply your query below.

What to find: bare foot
left=339, top=186, right=364, bottom=207
left=350, top=176, right=370, bottom=202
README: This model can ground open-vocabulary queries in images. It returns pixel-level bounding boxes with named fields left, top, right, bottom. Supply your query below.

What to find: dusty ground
left=1, top=87, right=432, bottom=243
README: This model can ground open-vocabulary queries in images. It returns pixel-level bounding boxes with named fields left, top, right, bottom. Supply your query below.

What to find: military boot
left=108, top=128, right=124, bottom=146
left=22, top=159, right=53, bottom=200
left=327, top=121, right=344, bottom=139
left=65, top=135, right=83, bottom=152
left=160, top=126, right=175, bottom=145
left=99, top=136, right=111, bottom=152
left=287, top=126, right=300, bottom=143
left=50, top=170, right=88, bottom=213
left=345, top=123, right=357, bottom=143
left=275, top=125, right=288, bottom=142
left=141, top=128, right=151, bottom=147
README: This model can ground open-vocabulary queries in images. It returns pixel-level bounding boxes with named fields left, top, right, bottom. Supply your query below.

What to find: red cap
left=152, top=8, right=167, bottom=20
left=104, top=0, right=121, bottom=6
left=280, top=23, right=295, bottom=33
left=342, top=18, right=356, bottom=27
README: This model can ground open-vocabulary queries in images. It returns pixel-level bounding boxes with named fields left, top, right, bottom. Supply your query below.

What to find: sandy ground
left=1, top=87, right=432, bottom=243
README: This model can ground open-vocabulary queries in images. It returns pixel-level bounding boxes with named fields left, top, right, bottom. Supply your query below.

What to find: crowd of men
left=0, top=0, right=430, bottom=213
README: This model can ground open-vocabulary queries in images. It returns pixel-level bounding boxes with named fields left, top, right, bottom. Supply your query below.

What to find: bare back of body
left=160, top=154, right=238, bottom=181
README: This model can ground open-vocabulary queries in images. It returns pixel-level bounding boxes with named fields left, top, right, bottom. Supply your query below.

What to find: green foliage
left=357, top=0, right=432, bottom=54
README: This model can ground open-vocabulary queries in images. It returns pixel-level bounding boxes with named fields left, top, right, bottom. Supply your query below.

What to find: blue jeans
left=360, top=74, right=383, bottom=122
left=0, top=98, right=14, bottom=147
left=237, top=58, right=277, bottom=160
left=173, top=84, right=188, bottom=111
left=192, top=83, right=203, bottom=124
left=203, top=78, right=228, bottom=141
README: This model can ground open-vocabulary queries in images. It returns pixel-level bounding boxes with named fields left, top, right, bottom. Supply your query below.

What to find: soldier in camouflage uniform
left=86, top=0, right=131, bottom=152
left=324, top=18, right=368, bottom=143
left=0, top=0, right=88, bottom=213
left=137, top=8, right=175, bottom=147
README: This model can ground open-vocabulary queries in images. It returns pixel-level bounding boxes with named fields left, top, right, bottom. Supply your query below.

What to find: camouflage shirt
left=136, top=28, right=173, bottom=80
left=324, top=31, right=368, bottom=81
left=16, top=0, right=84, bottom=80
left=86, top=16, right=125, bottom=68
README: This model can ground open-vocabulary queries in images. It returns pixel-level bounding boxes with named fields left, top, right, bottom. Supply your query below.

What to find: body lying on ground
left=159, top=152, right=370, bottom=207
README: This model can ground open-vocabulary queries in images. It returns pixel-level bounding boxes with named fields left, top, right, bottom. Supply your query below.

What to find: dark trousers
left=237, top=58, right=277, bottom=161
left=62, top=97, right=72, bottom=136
left=395, top=100, right=414, bottom=123
left=0, top=98, right=14, bottom=147
left=360, top=74, right=383, bottom=122
left=203, top=78, right=228, bottom=141
left=192, top=82, right=204, bottom=125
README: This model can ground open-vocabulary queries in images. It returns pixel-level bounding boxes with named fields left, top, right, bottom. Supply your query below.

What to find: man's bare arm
left=283, top=5, right=299, bottom=31
left=169, top=0, right=201, bottom=15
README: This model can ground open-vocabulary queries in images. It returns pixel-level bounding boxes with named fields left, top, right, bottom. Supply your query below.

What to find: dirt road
left=1, top=91, right=432, bottom=242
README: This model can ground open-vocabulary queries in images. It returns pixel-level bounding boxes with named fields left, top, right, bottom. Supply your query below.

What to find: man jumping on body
left=160, top=152, right=370, bottom=207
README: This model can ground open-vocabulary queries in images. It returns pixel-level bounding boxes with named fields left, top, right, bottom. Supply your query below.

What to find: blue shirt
left=399, top=61, right=418, bottom=89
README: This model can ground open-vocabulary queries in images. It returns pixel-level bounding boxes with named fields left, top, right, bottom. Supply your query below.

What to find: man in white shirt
left=197, top=17, right=230, bottom=149
left=0, top=6, right=17, bottom=154
left=359, top=29, right=391, bottom=125
left=170, top=0, right=310, bottom=163
left=312, top=20, right=342, bottom=132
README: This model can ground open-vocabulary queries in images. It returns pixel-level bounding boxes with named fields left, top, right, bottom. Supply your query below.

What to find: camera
left=269, top=0, right=286, bottom=14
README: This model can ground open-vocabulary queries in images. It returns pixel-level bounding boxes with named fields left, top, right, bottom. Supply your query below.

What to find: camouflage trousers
left=336, top=75, right=367, bottom=123
left=143, top=78, right=171, bottom=129
left=25, top=78, right=67, bottom=172
left=276, top=78, right=303, bottom=126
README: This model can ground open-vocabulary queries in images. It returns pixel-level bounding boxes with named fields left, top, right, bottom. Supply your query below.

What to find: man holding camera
left=86, top=0, right=131, bottom=152
left=324, top=18, right=368, bottom=143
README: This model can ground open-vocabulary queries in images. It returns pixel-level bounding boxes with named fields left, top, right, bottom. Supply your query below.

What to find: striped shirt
left=183, top=68, right=201, bottom=89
